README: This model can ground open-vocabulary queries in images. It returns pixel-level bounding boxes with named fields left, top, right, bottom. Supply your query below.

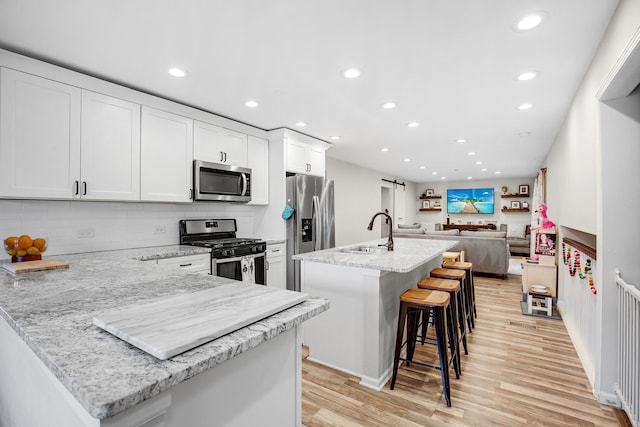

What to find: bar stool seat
left=391, top=288, right=459, bottom=407
left=442, top=251, right=461, bottom=262
left=418, top=277, right=466, bottom=356
left=442, top=261, right=477, bottom=321
left=430, top=267, right=473, bottom=333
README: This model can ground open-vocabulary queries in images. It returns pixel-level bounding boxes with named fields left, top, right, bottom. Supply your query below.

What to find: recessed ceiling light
left=168, top=68, right=187, bottom=78
left=495, top=171, right=502, bottom=174
left=517, top=103, right=533, bottom=110
left=407, top=122, right=419, bottom=128
left=382, top=102, right=396, bottom=109
left=481, top=168, right=487, bottom=172
left=467, top=151, right=476, bottom=156
left=515, top=13, right=544, bottom=31
left=432, top=171, right=438, bottom=175
left=518, top=131, right=532, bottom=137
left=295, top=121, right=307, bottom=127
left=517, top=71, right=538, bottom=81
left=475, top=161, right=482, bottom=165
left=441, top=176, right=446, bottom=180
left=403, top=158, right=411, bottom=162
left=467, top=176, right=473, bottom=180
left=330, top=135, right=341, bottom=140
left=455, top=138, right=467, bottom=143
left=244, top=100, right=259, bottom=108
left=419, top=166, right=426, bottom=169
left=380, top=148, right=389, bottom=152
left=343, top=68, right=361, bottom=78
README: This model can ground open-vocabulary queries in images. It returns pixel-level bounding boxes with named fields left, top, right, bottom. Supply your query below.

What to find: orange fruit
left=16, top=249, right=27, bottom=257
left=18, top=235, right=33, bottom=250
left=26, top=247, right=40, bottom=255
left=4, top=236, right=19, bottom=249
left=7, top=249, right=16, bottom=256
left=33, top=238, right=46, bottom=250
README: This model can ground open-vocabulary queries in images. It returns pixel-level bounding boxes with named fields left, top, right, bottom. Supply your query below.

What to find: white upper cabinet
left=0, top=67, right=81, bottom=199
left=247, top=135, right=269, bottom=205
left=193, top=121, right=247, bottom=167
left=141, top=107, right=193, bottom=202
left=286, top=139, right=326, bottom=177
left=80, top=90, right=141, bottom=201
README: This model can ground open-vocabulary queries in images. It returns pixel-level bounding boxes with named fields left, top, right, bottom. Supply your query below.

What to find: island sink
left=337, top=246, right=383, bottom=254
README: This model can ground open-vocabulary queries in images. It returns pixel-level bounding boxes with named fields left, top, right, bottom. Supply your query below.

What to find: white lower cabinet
left=266, top=243, right=286, bottom=289
left=155, top=254, right=210, bottom=275
left=140, top=107, right=194, bottom=202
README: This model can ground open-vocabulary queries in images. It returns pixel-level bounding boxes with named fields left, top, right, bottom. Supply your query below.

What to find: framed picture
left=422, top=200, right=430, bottom=209
left=519, top=184, right=529, bottom=195
left=510, top=201, right=521, bottom=209
left=425, top=189, right=435, bottom=196
left=433, top=200, right=441, bottom=208
left=522, top=201, right=529, bottom=209
left=535, top=231, right=556, bottom=256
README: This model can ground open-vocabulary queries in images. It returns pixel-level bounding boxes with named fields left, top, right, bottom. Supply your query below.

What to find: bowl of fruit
left=4, top=235, right=47, bottom=262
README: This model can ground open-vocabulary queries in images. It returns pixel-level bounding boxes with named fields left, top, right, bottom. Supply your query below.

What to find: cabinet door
left=140, top=107, right=193, bottom=202
left=247, top=135, right=269, bottom=205
left=193, top=121, right=247, bottom=167
left=306, top=145, right=325, bottom=177
left=266, top=243, right=286, bottom=289
left=0, top=67, right=81, bottom=198
left=81, top=90, right=141, bottom=201
left=285, top=139, right=308, bottom=174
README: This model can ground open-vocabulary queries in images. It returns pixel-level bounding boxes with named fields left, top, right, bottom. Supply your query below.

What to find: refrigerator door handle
left=312, top=195, right=321, bottom=251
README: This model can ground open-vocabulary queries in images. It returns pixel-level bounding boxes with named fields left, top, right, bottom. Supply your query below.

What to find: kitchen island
left=0, top=246, right=328, bottom=427
left=293, top=237, right=456, bottom=390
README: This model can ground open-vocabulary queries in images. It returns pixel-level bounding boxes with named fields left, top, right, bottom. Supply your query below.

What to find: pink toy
left=532, top=203, right=555, bottom=230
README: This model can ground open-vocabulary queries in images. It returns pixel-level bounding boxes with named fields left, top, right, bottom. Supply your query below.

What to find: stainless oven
left=179, top=219, right=266, bottom=285
left=193, top=160, right=251, bottom=202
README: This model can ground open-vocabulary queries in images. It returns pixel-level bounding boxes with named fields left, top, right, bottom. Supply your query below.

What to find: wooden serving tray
left=2, top=259, right=70, bottom=274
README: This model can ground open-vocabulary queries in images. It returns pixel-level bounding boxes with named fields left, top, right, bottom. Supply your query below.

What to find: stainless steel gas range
left=179, top=219, right=267, bottom=285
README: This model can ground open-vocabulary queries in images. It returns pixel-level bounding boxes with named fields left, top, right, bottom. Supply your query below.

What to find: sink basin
left=337, top=245, right=384, bottom=254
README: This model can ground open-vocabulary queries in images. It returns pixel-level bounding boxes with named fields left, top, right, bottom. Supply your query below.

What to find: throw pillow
left=397, top=223, right=421, bottom=229
left=506, top=224, right=527, bottom=239
left=424, top=229, right=460, bottom=236
left=393, top=228, right=425, bottom=234
left=460, top=230, right=507, bottom=238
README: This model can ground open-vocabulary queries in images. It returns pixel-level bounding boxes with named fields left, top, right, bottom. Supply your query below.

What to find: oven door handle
left=213, top=255, right=245, bottom=264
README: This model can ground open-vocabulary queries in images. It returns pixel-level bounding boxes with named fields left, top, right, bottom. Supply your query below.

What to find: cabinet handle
left=74, top=181, right=79, bottom=195
left=179, top=263, right=193, bottom=267
left=220, top=151, right=224, bottom=162
left=189, top=189, right=193, bottom=200
left=266, top=260, right=270, bottom=270
left=224, top=152, right=227, bottom=162
left=82, top=181, right=87, bottom=196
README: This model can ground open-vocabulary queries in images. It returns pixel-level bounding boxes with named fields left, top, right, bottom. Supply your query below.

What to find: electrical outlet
left=154, top=225, right=166, bottom=234
left=78, top=228, right=95, bottom=238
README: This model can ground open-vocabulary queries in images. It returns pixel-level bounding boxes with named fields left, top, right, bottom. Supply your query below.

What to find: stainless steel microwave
left=193, top=160, right=251, bottom=202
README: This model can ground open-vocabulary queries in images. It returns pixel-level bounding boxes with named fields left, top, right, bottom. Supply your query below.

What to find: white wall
left=0, top=200, right=255, bottom=256
left=414, top=178, right=535, bottom=230
left=543, top=0, right=640, bottom=405
left=326, top=157, right=416, bottom=247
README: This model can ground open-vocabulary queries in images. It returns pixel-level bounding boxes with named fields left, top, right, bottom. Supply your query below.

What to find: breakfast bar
left=0, top=246, right=328, bottom=427
left=293, top=237, right=456, bottom=390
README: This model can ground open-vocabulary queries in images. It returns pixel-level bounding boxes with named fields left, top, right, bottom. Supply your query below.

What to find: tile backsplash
left=0, top=200, right=256, bottom=256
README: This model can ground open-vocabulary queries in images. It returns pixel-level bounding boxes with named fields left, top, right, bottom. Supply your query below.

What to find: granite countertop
left=292, top=237, right=457, bottom=273
left=0, top=245, right=328, bottom=420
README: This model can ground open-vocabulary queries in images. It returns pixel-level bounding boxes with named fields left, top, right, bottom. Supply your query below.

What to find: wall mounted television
left=447, top=188, right=494, bottom=214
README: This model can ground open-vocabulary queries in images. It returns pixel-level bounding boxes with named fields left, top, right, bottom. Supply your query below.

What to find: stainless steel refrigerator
left=285, top=175, right=335, bottom=291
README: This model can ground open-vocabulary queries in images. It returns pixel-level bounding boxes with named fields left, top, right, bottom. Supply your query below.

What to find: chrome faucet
left=367, top=212, right=394, bottom=251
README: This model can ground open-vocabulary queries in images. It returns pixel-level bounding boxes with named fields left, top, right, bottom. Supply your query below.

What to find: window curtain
left=530, top=168, right=547, bottom=254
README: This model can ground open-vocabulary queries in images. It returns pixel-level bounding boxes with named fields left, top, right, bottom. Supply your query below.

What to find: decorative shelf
left=419, top=208, right=442, bottom=212
left=419, top=195, right=442, bottom=199
left=502, top=208, right=530, bottom=213
left=501, top=194, right=530, bottom=198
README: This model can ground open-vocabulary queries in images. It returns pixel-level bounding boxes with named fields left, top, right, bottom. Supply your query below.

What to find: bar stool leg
left=454, top=287, right=468, bottom=355
left=470, top=269, right=477, bottom=319
left=391, top=302, right=408, bottom=390
left=462, top=277, right=474, bottom=331
left=434, top=305, right=452, bottom=407
left=405, top=308, right=420, bottom=363
left=446, top=304, right=461, bottom=378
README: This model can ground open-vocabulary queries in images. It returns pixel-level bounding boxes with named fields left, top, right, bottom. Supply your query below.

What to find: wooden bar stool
left=430, top=267, right=473, bottom=333
left=418, top=277, right=466, bottom=356
left=442, top=251, right=461, bottom=262
left=442, top=261, right=477, bottom=321
left=390, top=288, right=459, bottom=407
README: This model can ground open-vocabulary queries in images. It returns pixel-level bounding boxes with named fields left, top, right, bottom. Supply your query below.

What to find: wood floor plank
left=302, top=268, right=623, bottom=426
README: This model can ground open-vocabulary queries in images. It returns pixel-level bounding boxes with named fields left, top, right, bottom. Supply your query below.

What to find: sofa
left=393, top=227, right=510, bottom=278
left=500, top=224, right=531, bottom=256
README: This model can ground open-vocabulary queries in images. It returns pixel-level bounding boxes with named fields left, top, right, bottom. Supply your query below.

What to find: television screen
left=447, top=188, right=494, bottom=214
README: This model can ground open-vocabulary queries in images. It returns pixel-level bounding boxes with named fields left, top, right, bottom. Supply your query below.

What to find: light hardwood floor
left=302, top=270, right=625, bottom=426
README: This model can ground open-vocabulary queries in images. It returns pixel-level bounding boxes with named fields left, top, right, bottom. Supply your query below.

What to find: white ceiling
left=0, top=0, right=619, bottom=183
